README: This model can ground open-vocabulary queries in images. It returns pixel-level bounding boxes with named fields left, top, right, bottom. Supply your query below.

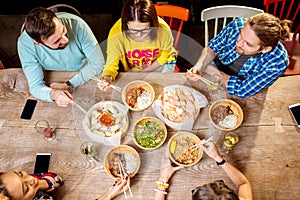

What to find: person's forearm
left=221, top=162, right=252, bottom=199
left=194, top=46, right=216, bottom=72
left=96, top=191, right=112, bottom=200
left=144, top=60, right=161, bottom=72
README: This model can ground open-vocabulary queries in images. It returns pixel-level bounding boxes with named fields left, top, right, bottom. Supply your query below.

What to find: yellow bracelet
left=155, top=181, right=169, bottom=188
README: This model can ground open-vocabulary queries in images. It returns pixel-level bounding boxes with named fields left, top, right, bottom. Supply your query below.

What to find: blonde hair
left=247, top=13, right=292, bottom=48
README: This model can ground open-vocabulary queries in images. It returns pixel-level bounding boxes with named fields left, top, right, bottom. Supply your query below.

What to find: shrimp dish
left=160, top=88, right=197, bottom=123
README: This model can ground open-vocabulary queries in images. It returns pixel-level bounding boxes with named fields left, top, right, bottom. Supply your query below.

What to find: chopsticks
left=63, top=91, right=87, bottom=114
left=90, top=76, right=122, bottom=92
left=118, top=160, right=133, bottom=198
left=187, top=69, right=216, bottom=86
left=189, top=136, right=214, bottom=151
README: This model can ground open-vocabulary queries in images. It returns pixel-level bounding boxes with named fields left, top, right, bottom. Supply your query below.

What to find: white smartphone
left=34, top=153, right=52, bottom=174
left=288, top=103, right=300, bottom=128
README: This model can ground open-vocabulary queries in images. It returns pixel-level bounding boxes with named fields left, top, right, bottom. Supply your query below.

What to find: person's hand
left=50, top=89, right=74, bottom=107
left=186, top=67, right=201, bottom=82
left=50, top=82, right=68, bottom=90
left=97, top=76, right=112, bottom=91
left=106, top=178, right=130, bottom=200
left=159, top=149, right=184, bottom=183
left=198, top=141, right=222, bottom=162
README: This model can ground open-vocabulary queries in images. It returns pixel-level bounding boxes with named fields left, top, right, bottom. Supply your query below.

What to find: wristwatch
left=216, top=157, right=227, bottom=166
left=66, top=81, right=75, bottom=94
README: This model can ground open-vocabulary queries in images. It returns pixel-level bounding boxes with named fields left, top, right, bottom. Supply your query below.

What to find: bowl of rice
left=121, top=80, right=155, bottom=111
left=104, top=145, right=140, bottom=179
left=209, top=99, right=243, bottom=131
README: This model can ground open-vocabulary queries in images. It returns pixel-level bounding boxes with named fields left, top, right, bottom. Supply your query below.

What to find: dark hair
left=121, top=0, right=159, bottom=40
left=191, top=180, right=239, bottom=200
left=24, top=7, right=57, bottom=43
left=247, top=13, right=292, bottom=48
left=0, top=172, right=11, bottom=199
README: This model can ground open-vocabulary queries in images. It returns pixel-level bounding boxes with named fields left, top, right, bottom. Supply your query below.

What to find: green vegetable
left=134, top=120, right=165, bottom=148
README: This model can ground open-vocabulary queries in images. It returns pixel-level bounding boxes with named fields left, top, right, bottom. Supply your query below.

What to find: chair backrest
left=47, top=4, right=82, bottom=17
left=154, top=4, right=190, bottom=49
left=264, top=0, right=299, bottom=23
left=263, top=0, right=299, bottom=39
left=201, top=5, right=264, bottom=46
left=21, top=4, right=81, bottom=34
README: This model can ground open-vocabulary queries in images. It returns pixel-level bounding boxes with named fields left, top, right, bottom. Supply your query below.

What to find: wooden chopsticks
left=189, top=136, right=214, bottom=151
left=187, top=69, right=217, bottom=87
left=90, top=76, right=122, bottom=92
left=118, top=160, right=133, bottom=198
left=63, top=91, right=87, bottom=114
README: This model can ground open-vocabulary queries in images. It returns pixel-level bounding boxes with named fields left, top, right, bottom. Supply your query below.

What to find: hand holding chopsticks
left=118, top=160, right=133, bottom=198
left=62, top=91, right=87, bottom=114
left=187, top=69, right=219, bottom=90
left=90, top=76, right=122, bottom=92
left=189, top=136, right=214, bottom=151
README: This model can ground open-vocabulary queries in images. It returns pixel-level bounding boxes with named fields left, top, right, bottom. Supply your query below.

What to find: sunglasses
left=127, top=27, right=153, bottom=35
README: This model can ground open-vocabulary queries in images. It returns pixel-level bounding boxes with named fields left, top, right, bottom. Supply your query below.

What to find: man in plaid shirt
left=188, top=13, right=292, bottom=98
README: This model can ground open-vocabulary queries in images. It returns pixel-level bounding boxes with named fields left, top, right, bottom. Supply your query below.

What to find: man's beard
left=42, top=42, right=68, bottom=50
left=236, top=46, right=244, bottom=55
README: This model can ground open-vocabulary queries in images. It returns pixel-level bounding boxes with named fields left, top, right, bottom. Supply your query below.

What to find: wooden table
left=1, top=69, right=300, bottom=200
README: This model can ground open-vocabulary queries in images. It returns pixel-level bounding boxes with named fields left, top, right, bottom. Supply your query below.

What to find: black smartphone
left=34, top=153, right=52, bottom=174
left=20, top=99, right=37, bottom=120
left=288, top=103, right=300, bottom=128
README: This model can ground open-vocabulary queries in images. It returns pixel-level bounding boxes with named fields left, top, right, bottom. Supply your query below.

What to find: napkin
left=82, top=101, right=129, bottom=145
left=152, top=85, right=208, bottom=130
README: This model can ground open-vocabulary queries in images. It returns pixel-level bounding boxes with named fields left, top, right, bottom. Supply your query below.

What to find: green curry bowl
left=132, top=116, right=167, bottom=150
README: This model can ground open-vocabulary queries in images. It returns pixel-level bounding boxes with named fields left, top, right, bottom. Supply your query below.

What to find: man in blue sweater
left=18, top=7, right=105, bottom=106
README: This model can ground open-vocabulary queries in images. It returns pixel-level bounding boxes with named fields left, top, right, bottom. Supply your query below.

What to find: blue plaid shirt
left=208, top=18, right=289, bottom=98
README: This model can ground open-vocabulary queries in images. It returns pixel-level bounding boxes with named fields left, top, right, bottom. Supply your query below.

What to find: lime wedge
left=170, top=140, right=176, bottom=154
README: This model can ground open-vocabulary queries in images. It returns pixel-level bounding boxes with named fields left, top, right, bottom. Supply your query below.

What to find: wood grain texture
left=1, top=69, right=300, bottom=199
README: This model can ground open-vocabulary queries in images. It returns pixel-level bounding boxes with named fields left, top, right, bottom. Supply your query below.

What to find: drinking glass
left=223, top=132, right=239, bottom=153
left=35, top=120, right=56, bottom=141
left=80, top=142, right=96, bottom=162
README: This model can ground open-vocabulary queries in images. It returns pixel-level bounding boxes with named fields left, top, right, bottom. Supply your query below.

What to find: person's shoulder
left=18, top=31, right=33, bottom=46
left=56, top=12, right=85, bottom=25
left=158, top=17, right=171, bottom=29
left=109, top=19, right=122, bottom=36
left=56, top=12, right=80, bottom=19
left=266, top=42, right=288, bottom=56
left=230, top=17, right=246, bottom=28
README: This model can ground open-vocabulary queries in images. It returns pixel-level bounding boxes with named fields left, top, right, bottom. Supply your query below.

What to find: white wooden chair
left=201, top=5, right=264, bottom=46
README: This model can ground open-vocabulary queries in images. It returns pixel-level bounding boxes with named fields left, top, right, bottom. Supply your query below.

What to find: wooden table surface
left=1, top=69, right=300, bottom=200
